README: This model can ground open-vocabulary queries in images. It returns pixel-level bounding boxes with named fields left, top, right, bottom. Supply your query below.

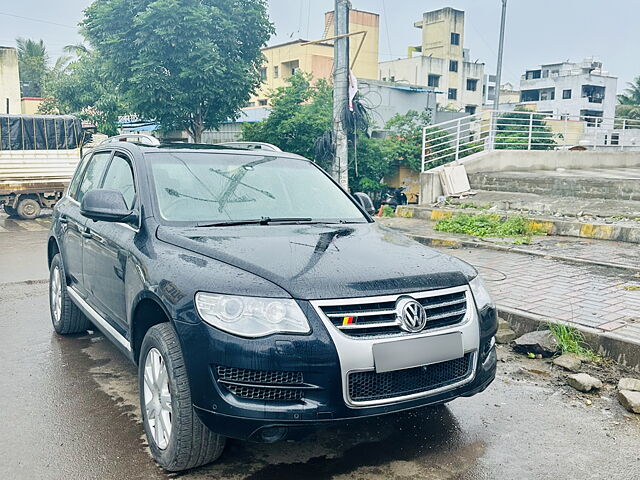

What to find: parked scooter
left=381, top=186, right=408, bottom=208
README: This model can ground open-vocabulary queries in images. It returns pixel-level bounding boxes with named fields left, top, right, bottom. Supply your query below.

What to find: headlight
left=469, top=275, right=494, bottom=311
left=195, top=293, right=311, bottom=338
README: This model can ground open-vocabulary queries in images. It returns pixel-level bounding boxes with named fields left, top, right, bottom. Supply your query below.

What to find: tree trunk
left=190, top=112, right=205, bottom=143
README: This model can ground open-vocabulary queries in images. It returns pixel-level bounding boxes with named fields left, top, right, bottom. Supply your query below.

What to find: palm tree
left=16, top=38, right=49, bottom=97
left=63, top=43, right=91, bottom=58
left=617, top=77, right=640, bottom=120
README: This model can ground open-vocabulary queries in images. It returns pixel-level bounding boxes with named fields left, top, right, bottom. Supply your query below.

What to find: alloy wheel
left=143, top=348, right=173, bottom=450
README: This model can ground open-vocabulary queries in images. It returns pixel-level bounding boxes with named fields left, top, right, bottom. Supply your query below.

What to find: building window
left=259, top=67, right=267, bottom=82
left=539, top=88, right=555, bottom=101
left=451, top=32, right=460, bottom=45
left=273, top=66, right=279, bottom=79
left=582, top=85, right=605, bottom=104
left=258, top=99, right=268, bottom=106
left=449, top=60, right=458, bottom=72
left=562, top=89, right=572, bottom=99
left=466, top=79, right=478, bottom=91
left=448, top=88, right=457, bottom=100
left=427, top=74, right=440, bottom=88
left=465, top=105, right=477, bottom=115
left=525, top=70, right=542, bottom=80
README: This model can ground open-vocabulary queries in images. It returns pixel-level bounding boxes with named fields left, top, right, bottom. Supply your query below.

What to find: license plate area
left=372, top=332, right=464, bottom=373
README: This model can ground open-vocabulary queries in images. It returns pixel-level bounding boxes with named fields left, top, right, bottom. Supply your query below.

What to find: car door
left=82, top=151, right=138, bottom=333
left=57, top=151, right=111, bottom=296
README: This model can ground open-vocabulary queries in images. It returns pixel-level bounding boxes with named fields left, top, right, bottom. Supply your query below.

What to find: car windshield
left=147, top=152, right=367, bottom=224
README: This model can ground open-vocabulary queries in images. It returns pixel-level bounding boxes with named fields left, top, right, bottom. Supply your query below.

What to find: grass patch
left=456, top=202, right=492, bottom=210
left=547, top=323, right=600, bottom=361
left=434, top=213, right=544, bottom=238
left=622, top=285, right=640, bottom=291
left=381, top=205, right=396, bottom=217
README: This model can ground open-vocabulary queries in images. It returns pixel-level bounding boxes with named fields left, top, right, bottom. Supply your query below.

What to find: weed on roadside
left=434, top=213, right=544, bottom=238
left=547, top=323, right=601, bottom=361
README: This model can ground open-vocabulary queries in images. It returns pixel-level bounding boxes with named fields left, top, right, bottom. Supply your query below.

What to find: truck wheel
left=139, top=323, right=226, bottom=472
left=49, top=253, right=92, bottom=334
left=16, top=197, right=41, bottom=220
left=3, top=204, right=17, bottom=216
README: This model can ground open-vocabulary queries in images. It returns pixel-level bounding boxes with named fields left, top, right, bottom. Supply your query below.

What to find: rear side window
left=67, top=154, right=91, bottom=200
left=76, top=152, right=111, bottom=204
left=101, top=153, right=136, bottom=209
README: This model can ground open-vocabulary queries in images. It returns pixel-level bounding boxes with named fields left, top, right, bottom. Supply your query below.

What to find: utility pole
left=333, top=0, right=349, bottom=189
left=492, top=0, right=508, bottom=112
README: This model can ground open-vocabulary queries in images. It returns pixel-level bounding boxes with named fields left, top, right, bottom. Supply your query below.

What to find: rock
left=618, top=390, right=640, bottom=413
left=495, top=329, right=516, bottom=344
left=513, top=330, right=559, bottom=357
left=553, top=353, right=582, bottom=372
left=618, top=378, right=640, bottom=392
left=498, top=317, right=510, bottom=329
left=567, top=373, right=602, bottom=393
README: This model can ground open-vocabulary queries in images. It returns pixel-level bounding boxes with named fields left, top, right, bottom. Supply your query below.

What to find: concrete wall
left=0, top=47, right=21, bottom=114
left=358, top=79, right=436, bottom=127
left=419, top=150, right=640, bottom=204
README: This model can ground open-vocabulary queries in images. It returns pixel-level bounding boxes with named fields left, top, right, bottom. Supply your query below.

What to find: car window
left=67, top=154, right=91, bottom=200
left=76, top=151, right=111, bottom=204
left=148, top=152, right=366, bottom=224
left=101, top=153, right=136, bottom=209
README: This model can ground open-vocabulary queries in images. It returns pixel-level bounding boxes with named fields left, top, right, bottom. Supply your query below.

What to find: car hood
left=156, top=222, right=476, bottom=300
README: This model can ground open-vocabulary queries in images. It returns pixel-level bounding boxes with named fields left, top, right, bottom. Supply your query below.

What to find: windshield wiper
left=197, top=217, right=313, bottom=227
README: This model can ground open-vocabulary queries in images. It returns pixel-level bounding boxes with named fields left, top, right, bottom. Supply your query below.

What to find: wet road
left=1, top=216, right=640, bottom=479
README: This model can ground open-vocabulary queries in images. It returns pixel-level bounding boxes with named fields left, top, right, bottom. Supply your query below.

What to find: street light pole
left=492, top=0, right=507, bottom=112
left=333, top=0, right=349, bottom=189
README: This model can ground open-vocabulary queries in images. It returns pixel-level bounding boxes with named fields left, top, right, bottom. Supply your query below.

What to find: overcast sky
left=1, top=1, right=638, bottom=93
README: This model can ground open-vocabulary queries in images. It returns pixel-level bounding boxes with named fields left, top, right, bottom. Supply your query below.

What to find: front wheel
left=139, top=323, right=225, bottom=472
left=49, top=253, right=92, bottom=334
left=16, top=197, right=41, bottom=220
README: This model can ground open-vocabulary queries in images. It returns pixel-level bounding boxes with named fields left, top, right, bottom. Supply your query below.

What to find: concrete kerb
left=405, top=232, right=640, bottom=274
left=397, top=205, right=640, bottom=244
left=499, top=306, right=640, bottom=373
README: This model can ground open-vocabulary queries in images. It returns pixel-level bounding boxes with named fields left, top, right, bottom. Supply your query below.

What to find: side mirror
left=81, top=189, right=137, bottom=223
left=353, top=192, right=376, bottom=215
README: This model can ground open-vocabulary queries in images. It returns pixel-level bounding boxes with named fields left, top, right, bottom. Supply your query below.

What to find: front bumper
left=174, top=292, right=497, bottom=441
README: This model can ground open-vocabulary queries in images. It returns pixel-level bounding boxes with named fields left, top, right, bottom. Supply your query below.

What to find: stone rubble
left=566, top=373, right=602, bottom=393
left=513, top=330, right=559, bottom=357
left=552, top=353, right=582, bottom=373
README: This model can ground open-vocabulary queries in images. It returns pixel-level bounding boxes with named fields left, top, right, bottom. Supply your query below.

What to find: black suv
left=48, top=143, right=497, bottom=471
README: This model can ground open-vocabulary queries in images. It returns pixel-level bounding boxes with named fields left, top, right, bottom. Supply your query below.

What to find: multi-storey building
left=250, top=9, right=379, bottom=106
left=518, top=58, right=617, bottom=123
left=378, top=7, right=484, bottom=114
left=0, top=47, right=21, bottom=114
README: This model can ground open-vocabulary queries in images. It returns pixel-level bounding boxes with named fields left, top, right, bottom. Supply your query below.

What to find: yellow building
left=0, top=46, right=21, bottom=114
left=251, top=9, right=379, bottom=106
left=21, top=97, right=44, bottom=114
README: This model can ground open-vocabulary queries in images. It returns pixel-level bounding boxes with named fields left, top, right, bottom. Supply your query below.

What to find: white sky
left=1, top=1, right=638, bottom=93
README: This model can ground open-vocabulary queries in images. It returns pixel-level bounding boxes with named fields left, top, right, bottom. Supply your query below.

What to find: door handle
left=59, top=215, right=68, bottom=225
left=81, top=229, right=93, bottom=239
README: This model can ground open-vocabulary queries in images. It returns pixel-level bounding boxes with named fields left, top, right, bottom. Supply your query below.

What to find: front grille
left=215, top=366, right=306, bottom=402
left=319, top=289, right=468, bottom=338
left=348, top=353, right=474, bottom=403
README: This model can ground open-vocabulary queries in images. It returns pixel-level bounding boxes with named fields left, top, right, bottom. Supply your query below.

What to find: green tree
left=494, top=109, right=556, bottom=150
left=16, top=38, right=49, bottom=97
left=81, top=0, right=274, bottom=142
left=242, top=73, right=333, bottom=165
left=617, top=76, right=640, bottom=120
left=40, top=52, right=128, bottom=136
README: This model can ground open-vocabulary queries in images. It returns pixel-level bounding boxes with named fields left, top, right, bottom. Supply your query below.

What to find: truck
left=0, top=114, right=88, bottom=219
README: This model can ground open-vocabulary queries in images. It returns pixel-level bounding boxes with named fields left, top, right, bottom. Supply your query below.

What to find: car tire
left=16, top=197, right=41, bottom=220
left=49, top=253, right=92, bottom=334
left=139, top=323, right=226, bottom=472
left=3, top=204, right=17, bottom=216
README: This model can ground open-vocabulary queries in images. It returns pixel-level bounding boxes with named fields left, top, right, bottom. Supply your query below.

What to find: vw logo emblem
left=396, top=297, right=428, bottom=333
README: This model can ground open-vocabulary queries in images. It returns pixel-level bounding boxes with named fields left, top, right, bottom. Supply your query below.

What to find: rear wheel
left=49, top=253, right=92, bottom=334
left=139, top=323, right=226, bottom=471
left=3, top=204, right=17, bottom=216
left=16, top=197, right=41, bottom=220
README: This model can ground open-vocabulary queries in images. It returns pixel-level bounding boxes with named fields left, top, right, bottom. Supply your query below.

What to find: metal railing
left=421, top=110, right=640, bottom=172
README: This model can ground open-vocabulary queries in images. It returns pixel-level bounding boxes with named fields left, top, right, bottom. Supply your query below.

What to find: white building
left=519, top=58, right=617, bottom=124
left=0, top=46, right=21, bottom=114
left=378, top=7, right=484, bottom=114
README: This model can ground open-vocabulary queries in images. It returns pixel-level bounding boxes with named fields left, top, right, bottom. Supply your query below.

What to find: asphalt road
left=1, top=215, right=640, bottom=479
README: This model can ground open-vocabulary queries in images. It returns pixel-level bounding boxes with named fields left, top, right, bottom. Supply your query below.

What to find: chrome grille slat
left=318, top=288, right=469, bottom=338
left=326, top=309, right=396, bottom=318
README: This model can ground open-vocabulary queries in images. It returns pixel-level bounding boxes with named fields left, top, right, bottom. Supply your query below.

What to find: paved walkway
left=0, top=213, right=51, bottom=234
left=379, top=217, right=640, bottom=345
